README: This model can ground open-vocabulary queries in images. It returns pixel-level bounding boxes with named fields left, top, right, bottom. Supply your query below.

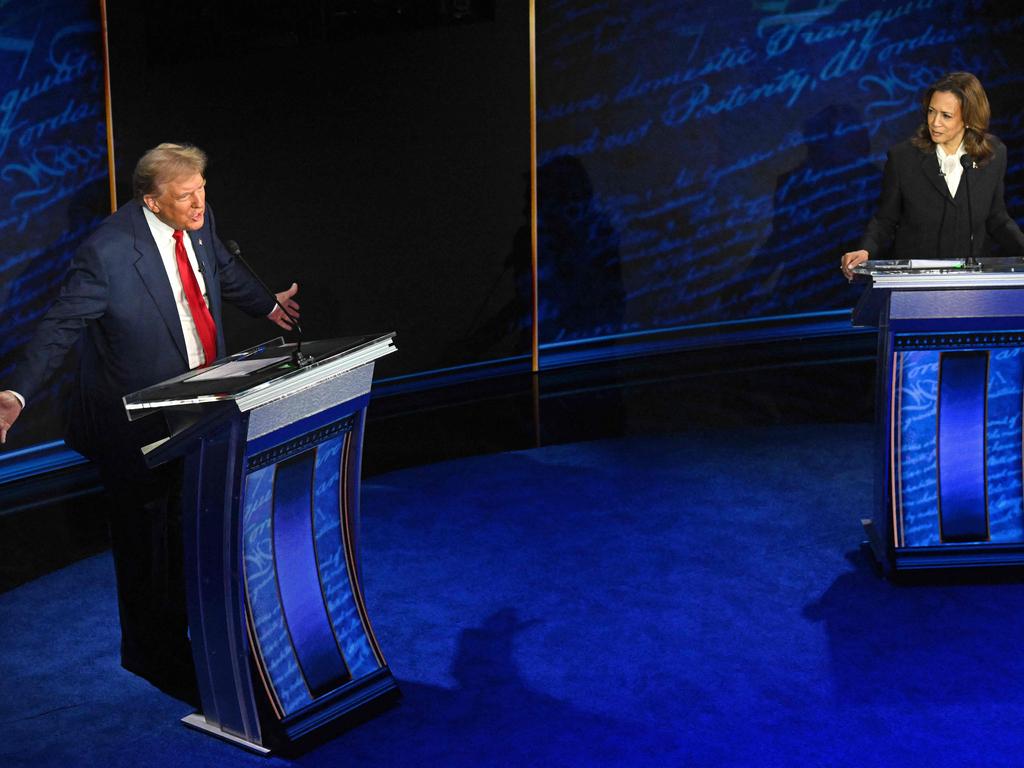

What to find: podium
left=124, top=334, right=399, bottom=752
left=853, top=261, right=1024, bottom=571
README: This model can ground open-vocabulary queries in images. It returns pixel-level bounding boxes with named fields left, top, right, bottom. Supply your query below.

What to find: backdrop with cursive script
left=534, top=0, right=1024, bottom=348
left=0, top=0, right=109, bottom=449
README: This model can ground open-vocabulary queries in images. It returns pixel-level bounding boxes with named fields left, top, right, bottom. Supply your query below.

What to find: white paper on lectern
left=186, top=356, right=292, bottom=381
left=909, top=259, right=964, bottom=269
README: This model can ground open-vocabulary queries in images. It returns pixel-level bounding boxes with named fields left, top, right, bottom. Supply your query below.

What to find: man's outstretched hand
left=0, top=391, right=23, bottom=444
left=270, top=282, right=300, bottom=330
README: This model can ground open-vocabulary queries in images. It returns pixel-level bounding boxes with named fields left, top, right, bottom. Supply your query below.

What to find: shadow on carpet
left=3, top=424, right=1024, bottom=767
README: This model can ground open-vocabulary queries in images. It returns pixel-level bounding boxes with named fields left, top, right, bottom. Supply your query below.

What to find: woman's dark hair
left=911, top=71, right=994, bottom=166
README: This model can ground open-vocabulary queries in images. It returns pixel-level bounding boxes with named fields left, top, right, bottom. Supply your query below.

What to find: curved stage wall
left=0, top=0, right=110, bottom=451
left=534, top=1, right=1024, bottom=356
left=3, top=1, right=1024, bottom=458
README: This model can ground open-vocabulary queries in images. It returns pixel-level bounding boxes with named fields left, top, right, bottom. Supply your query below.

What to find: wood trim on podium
left=244, top=592, right=285, bottom=720
left=891, top=351, right=902, bottom=549
left=341, top=431, right=387, bottom=667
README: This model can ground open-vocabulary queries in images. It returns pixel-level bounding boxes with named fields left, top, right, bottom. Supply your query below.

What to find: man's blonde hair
left=133, top=143, right=208, bottom=199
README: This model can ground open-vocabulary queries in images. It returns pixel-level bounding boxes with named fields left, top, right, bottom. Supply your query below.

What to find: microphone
left=960, top=154, right=977, bottom=268
left=223, top=239, right=313, bottom=367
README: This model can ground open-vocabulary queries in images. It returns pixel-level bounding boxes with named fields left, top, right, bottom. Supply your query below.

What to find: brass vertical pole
left=528, top=0, right=538, bottom=373
left=529, top=1, right=541, bottom=447
left=99, top=0, right=117, bottom=212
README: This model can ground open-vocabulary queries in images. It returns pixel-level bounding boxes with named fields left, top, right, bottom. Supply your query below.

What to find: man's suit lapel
left=129, top=204, right=190, bottom=365
left=187, top=229, right=217, bottom=308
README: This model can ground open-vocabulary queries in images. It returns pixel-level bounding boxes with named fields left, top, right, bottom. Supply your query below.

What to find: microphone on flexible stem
left=960, top=154, right=978, bottom=269
left=223, top=239, right=314, bottom=367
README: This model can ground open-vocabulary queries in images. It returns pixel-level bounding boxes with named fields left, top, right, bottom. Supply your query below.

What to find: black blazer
left=859, top=137, right=1024, bottom=261
left=8, top=202, right=274, bottom=472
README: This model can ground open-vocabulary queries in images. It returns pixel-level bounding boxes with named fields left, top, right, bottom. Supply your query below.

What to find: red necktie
left=172, top=230, right=217, bottom=367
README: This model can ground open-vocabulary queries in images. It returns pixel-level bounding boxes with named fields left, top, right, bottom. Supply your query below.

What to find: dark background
left=105, top=0, right=530, bottom=378
left=534, top=1, right=1024, bottom=344
left=1, top=1, right=530, bottom=450
left=4, top=0, right=1024, bottom=453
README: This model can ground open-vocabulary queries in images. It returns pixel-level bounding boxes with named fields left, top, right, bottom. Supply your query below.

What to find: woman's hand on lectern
left=841, top=250, right=869, bottom=281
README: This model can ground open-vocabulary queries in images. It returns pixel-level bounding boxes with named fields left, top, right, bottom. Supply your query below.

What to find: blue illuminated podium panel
left=126, top=335, right=398, bottom=752
left=853, top=264, right=1024, bottom=570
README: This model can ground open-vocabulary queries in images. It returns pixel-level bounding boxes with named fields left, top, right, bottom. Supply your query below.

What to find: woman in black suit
left=841, top=71, right=1024, bottom=279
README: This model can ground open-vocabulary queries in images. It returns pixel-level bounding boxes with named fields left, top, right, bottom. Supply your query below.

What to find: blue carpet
left=3, top=424, right=1024, bottom=767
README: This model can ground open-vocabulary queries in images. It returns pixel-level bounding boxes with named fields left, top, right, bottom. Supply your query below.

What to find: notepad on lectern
left=909, top=259, right=964, bottom=269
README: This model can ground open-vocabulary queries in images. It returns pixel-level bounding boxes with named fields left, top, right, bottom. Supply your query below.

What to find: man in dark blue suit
left=0, top=143, right=299, bottom=702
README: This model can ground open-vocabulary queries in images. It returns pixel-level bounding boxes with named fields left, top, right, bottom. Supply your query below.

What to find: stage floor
left=4, top=424, right=1024, bottom=767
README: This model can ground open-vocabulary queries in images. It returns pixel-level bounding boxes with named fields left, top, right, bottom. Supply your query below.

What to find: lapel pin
left=198, top=238, right=204, bottom=246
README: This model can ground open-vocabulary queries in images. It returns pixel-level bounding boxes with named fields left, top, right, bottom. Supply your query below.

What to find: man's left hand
left=270, top=283, right=300, bottom=330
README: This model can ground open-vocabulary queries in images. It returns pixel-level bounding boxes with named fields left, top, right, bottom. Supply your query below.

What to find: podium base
left=181, top=713, right=272, bottom=755
left=861, top=517, right=890, bottom=575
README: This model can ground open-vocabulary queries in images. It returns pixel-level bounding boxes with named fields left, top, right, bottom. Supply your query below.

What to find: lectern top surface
left=123, top=333, right=395, bottom=414
left=853, top=259, right=1024, bottom=288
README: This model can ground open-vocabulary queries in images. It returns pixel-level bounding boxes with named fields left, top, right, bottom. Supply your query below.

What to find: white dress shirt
left=142, top=205, right=211, bottom=369
left=936, top=140, right=967, bottom=197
